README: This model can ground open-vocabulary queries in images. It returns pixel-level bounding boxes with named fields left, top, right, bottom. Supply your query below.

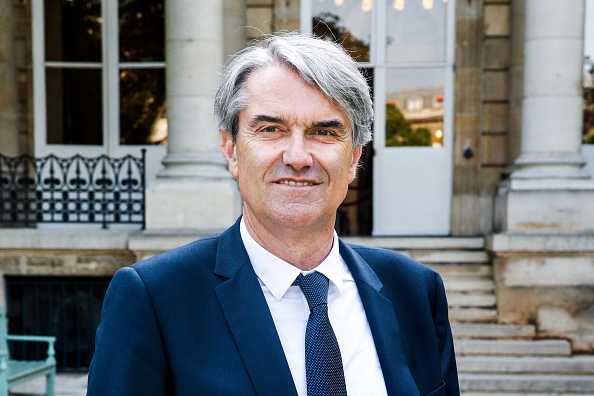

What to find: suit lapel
left=214, top=221, right=297, bottom=396
left=339, top=241, right=420, bottom=396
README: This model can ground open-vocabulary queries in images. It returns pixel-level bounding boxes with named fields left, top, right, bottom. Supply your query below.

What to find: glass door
left=302, top=0, right=456, bottom=235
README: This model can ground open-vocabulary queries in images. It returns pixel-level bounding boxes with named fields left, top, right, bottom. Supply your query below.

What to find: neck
left=242, top=210, right=335, bottom=271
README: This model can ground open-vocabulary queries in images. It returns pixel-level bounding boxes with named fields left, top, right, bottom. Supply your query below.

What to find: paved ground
left=10, top=373, right=88, bottom=396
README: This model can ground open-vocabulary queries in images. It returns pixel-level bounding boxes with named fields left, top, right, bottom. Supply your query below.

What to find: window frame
left=32, top=0, right=167, bottom=157
left=300, top=0, right=456, bottom=150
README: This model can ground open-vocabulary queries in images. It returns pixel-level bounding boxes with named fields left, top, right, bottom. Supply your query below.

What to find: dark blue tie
left=294, top=272, right=347, bottom=396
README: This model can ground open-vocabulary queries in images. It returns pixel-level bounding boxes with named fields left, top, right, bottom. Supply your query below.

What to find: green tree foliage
left=385, top=103, right=432, bottom=147
left=584, top=128, right=594, bottom=144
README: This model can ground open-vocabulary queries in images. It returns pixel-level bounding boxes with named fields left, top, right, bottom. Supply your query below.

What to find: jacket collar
left=339, top=241, right=420, bottom=396
left=213, top=219, right=418, bottom=396
left=214, top=218, right=298, bottom=396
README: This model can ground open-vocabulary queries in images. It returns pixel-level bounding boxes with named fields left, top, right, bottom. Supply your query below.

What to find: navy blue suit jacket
left=88, top=219, right=459, bottom=395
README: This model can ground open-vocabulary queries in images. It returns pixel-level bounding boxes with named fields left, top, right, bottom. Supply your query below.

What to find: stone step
left=448, top=293, right=497, bottom=308
left=457, top=356, right=594, bottom=374
left=444, top=278, right=495, bottom=293
left=454, top=339, right=572, bottom=357
left=459, top=373, right=594, bottom=393
left=449, top=308, right=498, bottom=323
left=462, top=393, right=582, bottom=396
left=451, top=324, right=536, bottom=339
left=429, top=264, right=493, bottom=278
left=403, top=250, right=490, bottom=264
left=341, top=236, right=485, bottom=250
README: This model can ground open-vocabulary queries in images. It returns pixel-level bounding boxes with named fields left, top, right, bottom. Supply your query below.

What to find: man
left=88, top=34, right=459, bottom=395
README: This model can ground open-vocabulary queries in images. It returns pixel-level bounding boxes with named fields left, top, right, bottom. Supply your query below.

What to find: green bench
left=0, top=307, right=56, bottom=396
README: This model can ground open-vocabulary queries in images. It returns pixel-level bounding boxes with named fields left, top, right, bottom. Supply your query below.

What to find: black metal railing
left=0, top=150, right=145, bottom=229
left=5, top=276, right=112, bottom=371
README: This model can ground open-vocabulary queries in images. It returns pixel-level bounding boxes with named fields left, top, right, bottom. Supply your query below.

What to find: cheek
left=236, top=149, right=267, bottom=187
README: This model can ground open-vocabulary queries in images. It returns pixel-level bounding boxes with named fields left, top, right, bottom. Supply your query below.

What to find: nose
left=282, top=132, right=313, bottom=171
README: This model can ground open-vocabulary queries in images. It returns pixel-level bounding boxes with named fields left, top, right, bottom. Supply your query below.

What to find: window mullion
left=103, top=0, right=119, bottom=154
left=32, top=1, right=46, bottom=156
left=445, top=0, right=457, bottom=67
left=373, top=0, right=387, bottom=67
left=443, top=0, right=457, bottom=149
left=119, top=62, right=167, bottom=69
left=300, top=0, right=313, bottom=34
left=373, top=0, right=387, bottom=152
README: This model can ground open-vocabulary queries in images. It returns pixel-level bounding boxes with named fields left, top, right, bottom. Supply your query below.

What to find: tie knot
left=293, top=272, right=329, bottom=310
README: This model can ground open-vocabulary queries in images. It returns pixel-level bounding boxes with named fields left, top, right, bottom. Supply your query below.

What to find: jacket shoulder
left=348, top=243, right=437, bottom=281
left=130, top=233, right=221, bottom=281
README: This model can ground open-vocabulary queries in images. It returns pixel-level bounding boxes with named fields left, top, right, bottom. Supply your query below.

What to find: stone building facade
left=0, top=0, right=593, bottom=369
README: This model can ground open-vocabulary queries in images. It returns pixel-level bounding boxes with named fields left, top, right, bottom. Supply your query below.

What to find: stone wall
left=490, top=234, right=594, bottom=352
left=451, top=0, right=483, bottom=235
left=0, top=229, right=140, bottom=305
left=14, top=0, right=33, bottom=156
left=246, top=0, right=299, bottom=40
left=451, top=0, right=511, bottom=236
left=0, top=0, right=18, bottom=156
left=0, top=250, right=134, bottom=278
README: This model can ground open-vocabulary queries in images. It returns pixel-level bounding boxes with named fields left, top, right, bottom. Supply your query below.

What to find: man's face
left=221, top=65, right=362, bottom=231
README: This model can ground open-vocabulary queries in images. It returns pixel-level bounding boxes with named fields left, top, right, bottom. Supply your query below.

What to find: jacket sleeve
left=433, top=272, right=460, bottom=396
left=87, top=266, right=172, bottom=395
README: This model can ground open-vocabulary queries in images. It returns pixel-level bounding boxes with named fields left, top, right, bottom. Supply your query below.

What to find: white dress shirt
left=240, top=218, right=388, bottom=396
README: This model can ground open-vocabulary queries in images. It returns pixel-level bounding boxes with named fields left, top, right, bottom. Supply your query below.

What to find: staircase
left=454, top=326, right=594, bottom=394
left=345, top=236, right=594, bottom=395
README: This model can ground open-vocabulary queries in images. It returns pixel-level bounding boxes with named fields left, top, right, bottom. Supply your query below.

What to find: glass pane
left=386, top=0, right=447, bottom=63
left=45, top=0, right=102, bottom=62
left=337, top=67, right=374, bottom=236
left=385, top=68, right=444, bottom=147
left=583, top=0, right=594, bottom=144
left=119, top=0, right=165, bottom=62
left=312, top=0, right=372, bottom=62
left=120, top=68, right=166, bottom=145
left=46, top=68, right=103, bottom=145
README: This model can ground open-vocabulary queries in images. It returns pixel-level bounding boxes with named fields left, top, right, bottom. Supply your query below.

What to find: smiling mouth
left=277, top=180, right=316, bottom=187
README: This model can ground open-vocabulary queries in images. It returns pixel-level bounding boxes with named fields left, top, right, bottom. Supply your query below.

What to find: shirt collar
left=240, top=217, right=345, bottom=301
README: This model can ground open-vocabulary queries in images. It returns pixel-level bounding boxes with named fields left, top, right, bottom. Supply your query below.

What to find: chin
left=269, top=206, right=334, bottom=229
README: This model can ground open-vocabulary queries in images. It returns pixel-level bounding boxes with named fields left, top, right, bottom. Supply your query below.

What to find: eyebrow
left=248, top=115, right=288, bottom=129
left=248, top=115, right=348, bottom=133
left=311, top=119, right=347, bottom=131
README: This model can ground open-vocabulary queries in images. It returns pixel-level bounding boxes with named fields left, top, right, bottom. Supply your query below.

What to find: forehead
left=240, top=66, right=350, bottom=126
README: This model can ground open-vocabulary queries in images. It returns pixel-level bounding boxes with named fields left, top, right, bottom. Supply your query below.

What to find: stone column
left=223, top=0, right=246, bottom=61
left=145, top=0, right=240, bottom=231
left=512, top=0, right=588, bottom=182
left=490, top=0, right=594, bottom=353
left=0, top=0, right=18, bottom=157
left=496, top=0, right=594, bottom=233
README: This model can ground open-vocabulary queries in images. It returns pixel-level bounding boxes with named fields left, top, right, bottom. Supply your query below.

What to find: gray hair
left=213, top=33, right=373, bottom=148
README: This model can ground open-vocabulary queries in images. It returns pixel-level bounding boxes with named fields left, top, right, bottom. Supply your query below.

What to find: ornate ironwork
left=0, top=150, right=145, bottom=229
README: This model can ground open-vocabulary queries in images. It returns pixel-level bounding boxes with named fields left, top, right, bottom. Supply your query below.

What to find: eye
left=316, top=129, right=333, bottom=136
left=261, top=126, right=280, bottom=133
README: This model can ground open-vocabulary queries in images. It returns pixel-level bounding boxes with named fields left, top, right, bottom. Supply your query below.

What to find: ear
left=348, top=146, right=363, bottom=183
left=220, top=130, right=239, bottom=179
